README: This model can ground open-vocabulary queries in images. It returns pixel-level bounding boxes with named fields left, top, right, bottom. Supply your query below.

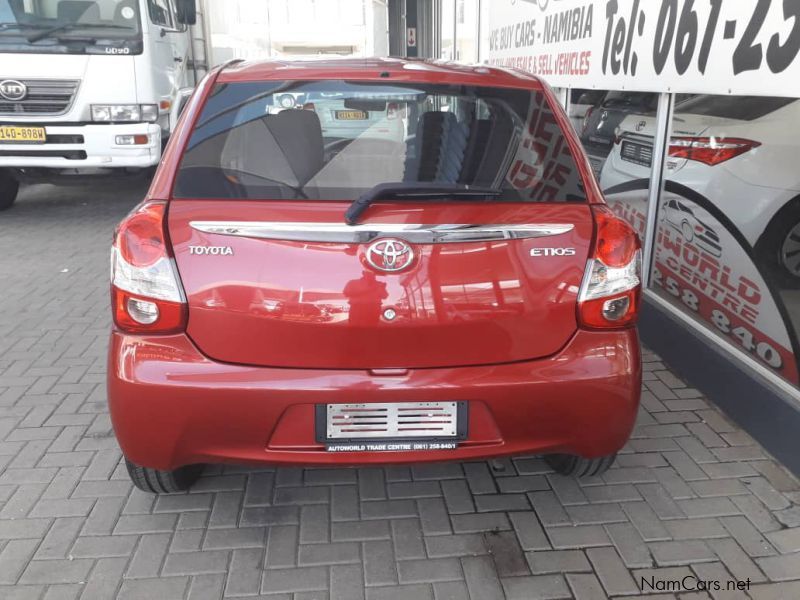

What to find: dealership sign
left=607, top=191, right=800, bottom=385
left=487, top=0, right=800, bottom=97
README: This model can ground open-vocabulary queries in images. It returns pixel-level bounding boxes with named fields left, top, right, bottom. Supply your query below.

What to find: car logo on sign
left=366, top=239, right=414, bottom=273
left=0, top=80, right=27, bottom=101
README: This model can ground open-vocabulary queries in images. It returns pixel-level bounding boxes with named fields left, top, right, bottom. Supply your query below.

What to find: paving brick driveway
left=1, top=182, right=800, bottom=600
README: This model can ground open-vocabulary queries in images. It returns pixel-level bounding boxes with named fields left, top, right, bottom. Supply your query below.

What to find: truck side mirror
left=175, top=0, right=197, bottom=26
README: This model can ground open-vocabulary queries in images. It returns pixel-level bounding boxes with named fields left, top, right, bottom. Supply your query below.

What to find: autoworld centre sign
left=487, top=0, right=800, bottom=97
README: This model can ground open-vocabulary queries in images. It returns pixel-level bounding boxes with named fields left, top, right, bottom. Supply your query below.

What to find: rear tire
left=754, top=198, right=800, bottom=289
left=125, top=459, right=202, bottom=494
left=545, top=453, right=616, bottom=478
left=0, top=170, right=19, bottom=211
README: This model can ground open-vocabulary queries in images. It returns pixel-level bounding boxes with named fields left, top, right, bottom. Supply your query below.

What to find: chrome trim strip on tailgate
left=189, top=222, right=575, bottom=244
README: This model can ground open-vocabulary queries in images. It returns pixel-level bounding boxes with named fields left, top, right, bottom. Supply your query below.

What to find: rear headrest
left=473, top=112, right=515, bottom=185
left=58, top=1, right=100, bottom=22
left=266, top=110, right=324, bottom=186
left=414, top=111, right=461, bottom=182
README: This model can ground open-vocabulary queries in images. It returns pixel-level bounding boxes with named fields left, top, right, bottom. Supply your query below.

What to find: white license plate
left=325, top=402, right=459, bottom=440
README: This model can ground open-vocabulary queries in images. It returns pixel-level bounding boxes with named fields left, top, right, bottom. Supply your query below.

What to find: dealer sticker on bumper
left=326, top=441, right=458, bottom=452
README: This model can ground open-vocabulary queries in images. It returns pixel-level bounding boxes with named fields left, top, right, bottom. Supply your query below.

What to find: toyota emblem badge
left=365, top=239, right=414, bottom=273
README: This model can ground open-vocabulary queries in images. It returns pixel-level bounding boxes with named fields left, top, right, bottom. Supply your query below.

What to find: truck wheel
left=125, top=459, right=202, bottom=493
left=0, top=170, right=19, bottom=211
left=545, top=453, right=616, bottom=478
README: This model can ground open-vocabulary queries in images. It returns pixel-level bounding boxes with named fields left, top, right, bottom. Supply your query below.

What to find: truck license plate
left=0, top=125, right=46, bottom=143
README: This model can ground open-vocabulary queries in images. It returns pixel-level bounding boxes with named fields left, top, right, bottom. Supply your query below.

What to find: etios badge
left=0, top=80, right=27, bottom=102
left=531, top=248, right=577, bottom=257
left=366, top=239, right=414, bottom=273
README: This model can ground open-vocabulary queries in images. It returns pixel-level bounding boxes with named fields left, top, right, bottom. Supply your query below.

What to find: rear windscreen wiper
left=0, top=22, right=50, bottom=32
left=27, top=22, right=132, bottom=43
left=345, top=182, right=502, bottom=225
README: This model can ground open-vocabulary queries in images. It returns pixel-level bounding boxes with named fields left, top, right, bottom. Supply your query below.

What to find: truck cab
left=0, top=0, right=197, bottom=210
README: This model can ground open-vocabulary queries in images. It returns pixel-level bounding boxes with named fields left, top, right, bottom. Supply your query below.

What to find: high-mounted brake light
left=668, top=137, right=760, bottom=166
left=578, top=206, right=642, bottom=329
left=111, top=202, right=187, bottom=334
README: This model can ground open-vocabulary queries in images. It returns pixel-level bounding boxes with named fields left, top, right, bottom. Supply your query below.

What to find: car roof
left=217, top=57, right=545, bottom=89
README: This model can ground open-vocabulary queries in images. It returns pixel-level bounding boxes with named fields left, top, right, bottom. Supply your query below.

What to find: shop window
left=478, top=0, right=490, bottom=63
left=440, top=0, right=455, bottom=60
left=580, top=91, right=658, bottom=175
left=567, top=89, right=605, bottom=134
left=575, top=89, right=660, bottom=251
left=454, top=0, right=478, bottom=63
left=649, top=94, right=800, bottom=387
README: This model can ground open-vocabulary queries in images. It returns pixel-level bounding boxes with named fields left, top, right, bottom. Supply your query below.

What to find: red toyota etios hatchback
left=108, top=58, right=642, bottom=493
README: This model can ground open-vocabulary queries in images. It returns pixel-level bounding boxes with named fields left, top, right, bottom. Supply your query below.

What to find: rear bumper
left=108, top=329, right=642, bottom=470
left=0, top=123, right=161, bottom=169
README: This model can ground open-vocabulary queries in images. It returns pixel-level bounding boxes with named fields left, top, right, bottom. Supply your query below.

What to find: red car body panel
left=109, top=58, right=641, bottom=470
left=169, top=201, right=594, bottom=369
left=109, top=328, right=641, bottom=470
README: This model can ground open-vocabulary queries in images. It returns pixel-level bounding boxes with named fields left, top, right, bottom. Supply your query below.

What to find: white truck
left=0, top=0, right=198, bottom=210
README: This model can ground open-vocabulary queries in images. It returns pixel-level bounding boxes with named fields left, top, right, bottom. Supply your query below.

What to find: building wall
left=201, top=0, right=389, bottom=66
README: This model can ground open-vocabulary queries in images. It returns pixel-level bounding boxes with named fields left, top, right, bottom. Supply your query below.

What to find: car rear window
left=676, top=95, right=794, bottom=121
left=173, top=80, right=587, bottom=203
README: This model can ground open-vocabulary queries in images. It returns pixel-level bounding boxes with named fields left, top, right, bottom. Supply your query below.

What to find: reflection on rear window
left=677, top=95, right=794, bottom=121
left=602, top=92, right=658, bottom=110
left=173, top=80, right=587, bottom=203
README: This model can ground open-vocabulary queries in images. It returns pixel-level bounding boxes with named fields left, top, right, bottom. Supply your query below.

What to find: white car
left=599, top=95, right=800, bottom=285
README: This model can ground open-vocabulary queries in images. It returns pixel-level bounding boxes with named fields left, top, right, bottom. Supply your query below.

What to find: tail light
left=111, top=201, right=186, bottom=334
left=578, top=206, right=642, bottom=329
left=668, top=137, right=760, bottom=166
